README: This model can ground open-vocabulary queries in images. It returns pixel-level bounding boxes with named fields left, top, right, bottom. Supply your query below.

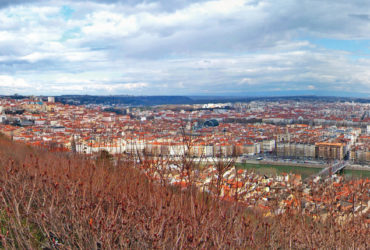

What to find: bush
left=0, top=137, right=367, bottom=248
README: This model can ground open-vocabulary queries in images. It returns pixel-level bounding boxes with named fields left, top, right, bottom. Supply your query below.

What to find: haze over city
left=0, top=0, right=369, bottom=97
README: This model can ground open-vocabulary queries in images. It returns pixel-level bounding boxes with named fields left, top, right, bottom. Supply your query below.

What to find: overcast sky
left=0, top=0, right=369, bottom=96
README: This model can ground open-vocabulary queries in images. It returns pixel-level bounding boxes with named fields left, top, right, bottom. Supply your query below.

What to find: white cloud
left=0, top=75, right=34, bottom=95
left=114, top=82, right=148, bottom=89
left=0, top=0, right=369, bottom=96
left=82, top=11, right=139, bottom=38
left=45, top=82, right=149, bottom=95
left=0, top=75, right=31, bottom=88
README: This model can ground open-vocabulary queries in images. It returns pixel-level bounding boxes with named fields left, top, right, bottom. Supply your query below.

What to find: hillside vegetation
left=0, top=135, right=368, bottom=248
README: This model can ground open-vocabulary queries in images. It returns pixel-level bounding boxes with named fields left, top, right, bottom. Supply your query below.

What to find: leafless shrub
left=0, top=135, right=367, bottom=248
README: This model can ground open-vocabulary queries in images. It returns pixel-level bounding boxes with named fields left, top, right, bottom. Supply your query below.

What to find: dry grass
left=0, top=135, right=368, bottom=249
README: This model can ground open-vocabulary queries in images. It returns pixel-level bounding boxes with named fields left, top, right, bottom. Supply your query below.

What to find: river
left=237, top=163, right=370, bottom=179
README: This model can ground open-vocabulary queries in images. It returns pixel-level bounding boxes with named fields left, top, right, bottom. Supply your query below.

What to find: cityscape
left=0, top=95, right=369, bottom=225
left=1, top=96, right=369, bottom=165
left=0, top=0, right=369, bottom=248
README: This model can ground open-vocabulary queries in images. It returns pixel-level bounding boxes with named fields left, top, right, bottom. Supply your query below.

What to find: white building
left=48, top=97, right=55, bottom=103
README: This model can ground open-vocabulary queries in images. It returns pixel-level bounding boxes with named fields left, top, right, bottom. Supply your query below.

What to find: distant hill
left=189, top=95, right=370, bottom=104
left=52, top=95, right=370, bottom=106
left=55, top=95, right=195, bottom=106
left=1, top=94, right=369, bottom=106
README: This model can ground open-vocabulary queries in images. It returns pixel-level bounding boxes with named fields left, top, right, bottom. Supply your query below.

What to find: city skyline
left=0, top=0, right=370, bottom=97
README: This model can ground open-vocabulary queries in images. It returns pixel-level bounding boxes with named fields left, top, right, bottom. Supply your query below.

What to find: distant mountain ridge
left=55, top=95, right=195, bottom=106
left=1, top=94, right=369, bottom=106
left=56, top=95, right=368, bottom=106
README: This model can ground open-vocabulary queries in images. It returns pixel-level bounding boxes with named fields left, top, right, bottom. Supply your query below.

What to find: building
left=48, top=97, right=55, bottom=103
left=316, top=142, right=344, bottom=160
left=276, top=142, right=315, bottom=159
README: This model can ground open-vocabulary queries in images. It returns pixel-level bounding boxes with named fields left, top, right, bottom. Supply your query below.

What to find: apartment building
left=316, top=142, right=344, bottom=160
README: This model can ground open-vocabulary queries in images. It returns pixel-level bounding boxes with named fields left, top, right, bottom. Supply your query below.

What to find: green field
left=236, top=163, right=370, bottom=179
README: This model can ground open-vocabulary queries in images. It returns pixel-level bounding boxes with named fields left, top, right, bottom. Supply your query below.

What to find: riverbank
left=238, top=159, right=370, bottom=171
left=345, top=164, right=370, bottom=171
left=236, top=161, right=370, bottom=179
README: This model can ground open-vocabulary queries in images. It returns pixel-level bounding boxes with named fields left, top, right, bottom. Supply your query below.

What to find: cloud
left=0, top=0, right=369, bottom=96
left=45, top=81, right=149, bottom=95
left=0, top=75, right=30, bottom=88
left=0, top=75, right=34, bottom=95
left=307, top=85, right=315, bottom=90
left=0, top=0, right=43, bottom=9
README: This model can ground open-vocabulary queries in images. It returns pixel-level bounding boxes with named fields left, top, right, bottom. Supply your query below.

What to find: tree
left=96, top=150, right=113, bottom=169
left=71, top=137, right=77, bottom=153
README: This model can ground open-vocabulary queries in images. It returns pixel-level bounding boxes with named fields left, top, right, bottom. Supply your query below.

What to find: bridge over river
left=306, top=161, right=349, bottom=181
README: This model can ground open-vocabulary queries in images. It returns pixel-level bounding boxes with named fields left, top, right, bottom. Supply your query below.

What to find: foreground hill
left=0, top=135, right=368, bottom=248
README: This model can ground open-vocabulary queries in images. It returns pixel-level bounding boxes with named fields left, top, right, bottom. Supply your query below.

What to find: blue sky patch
left=311, top=38, right=370, bottom=55
left=60, top=27, right=81, bottom=41
left=60, top=5, right=74, bottom=20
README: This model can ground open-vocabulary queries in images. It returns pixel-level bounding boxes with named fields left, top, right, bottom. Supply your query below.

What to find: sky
left=0, top=0, right=370, bottom=97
